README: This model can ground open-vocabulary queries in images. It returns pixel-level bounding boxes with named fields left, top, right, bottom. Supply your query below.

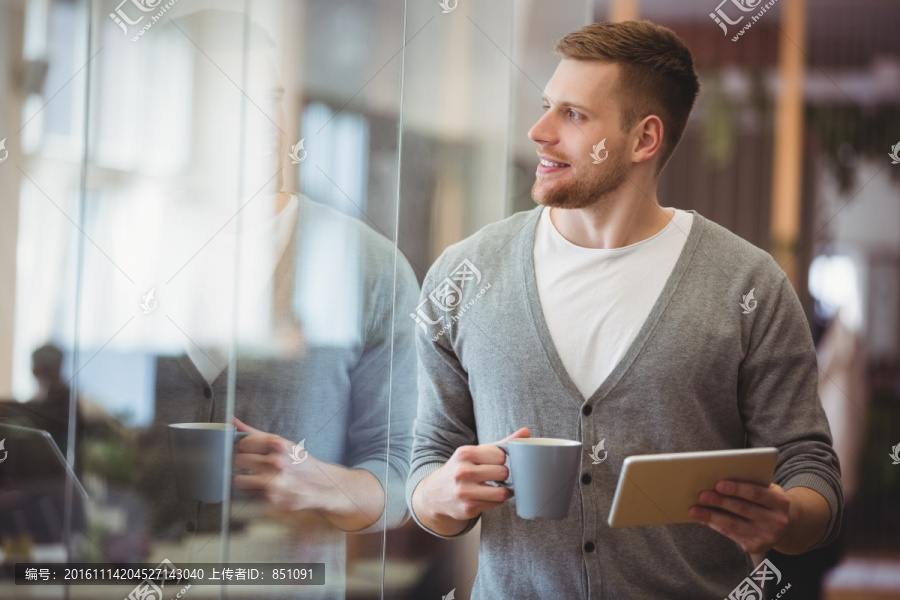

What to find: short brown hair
left=556, top=20, right=700, bottom=173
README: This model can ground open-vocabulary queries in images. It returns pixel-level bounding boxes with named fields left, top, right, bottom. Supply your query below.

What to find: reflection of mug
left=494, top=438, right=582, bottom=520
left=168, top=423, right=250, bottom=503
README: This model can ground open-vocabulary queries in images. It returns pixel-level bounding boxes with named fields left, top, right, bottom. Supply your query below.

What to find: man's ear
left=632, top=114, right=664, bottom=166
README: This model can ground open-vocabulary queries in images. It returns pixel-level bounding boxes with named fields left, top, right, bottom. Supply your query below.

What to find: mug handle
left=493, top=443, right=513, bottom=491
left=232, top=431, right=252, bottom=474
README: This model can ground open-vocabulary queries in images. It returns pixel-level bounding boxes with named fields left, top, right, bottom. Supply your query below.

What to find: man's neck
left=548, top=193, right=674, bottom=250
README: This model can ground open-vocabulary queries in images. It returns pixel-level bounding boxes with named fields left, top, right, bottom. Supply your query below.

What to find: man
left=407, top=20, right=841, bottom=598
left=128, top=12, right=420, bottom=600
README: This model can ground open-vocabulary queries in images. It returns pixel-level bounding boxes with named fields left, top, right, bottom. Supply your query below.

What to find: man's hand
left=232, top=417, right=385, bottom=532
left=232, top=417, right=318, bottom=511
left=412, top=427, right=530, bottom=537
left=690, top=481, right=830, bottom=555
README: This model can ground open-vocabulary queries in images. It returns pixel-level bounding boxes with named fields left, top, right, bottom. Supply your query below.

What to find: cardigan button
left=582, top=405, right=592, bottom=416
left=584, top=542, right=595, bottom=553
left=581, top=473, right=592, bottom=485
left=203, top=387, right=212, bottom=399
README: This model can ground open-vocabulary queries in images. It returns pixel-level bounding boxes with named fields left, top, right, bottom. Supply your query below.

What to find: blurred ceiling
left=597, top=0, right=900, bottom=69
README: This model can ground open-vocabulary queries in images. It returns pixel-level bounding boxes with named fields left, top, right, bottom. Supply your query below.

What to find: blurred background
left=0, top=0, right=898, bottom=598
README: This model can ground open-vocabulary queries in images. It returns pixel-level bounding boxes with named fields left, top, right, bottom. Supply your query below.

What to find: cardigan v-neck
left=524, top=208, right=702, bottom=407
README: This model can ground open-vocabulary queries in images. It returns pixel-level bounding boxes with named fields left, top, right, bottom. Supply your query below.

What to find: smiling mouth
left=539, top=158, right=570, bottom=168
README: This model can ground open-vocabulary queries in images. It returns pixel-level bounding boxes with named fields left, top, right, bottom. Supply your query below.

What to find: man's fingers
left=236, top=432, right=290, bottom=455
left=455, top=429, right=531, bottom=467
left=233, top=416, right=262, bottom=434
left=714, top=481, right=786, bottom=510
left=456, top=463, right=509, bottom=485
left=233, top=473, right=274, bottom=491
left=691, top=500, right=787, bottom=554
left=697, top=491, right=769, bottom=522
left=457, top=444, right=507, bottom=466
left=234, top=451, right=284, bottom=472
left=497, top=427, right=531, bottom=444
left=692, top=506, right=752, bottom=536
left=460, top=482, right=512, bottom=505
left=695, top=510, right=741, bottom=544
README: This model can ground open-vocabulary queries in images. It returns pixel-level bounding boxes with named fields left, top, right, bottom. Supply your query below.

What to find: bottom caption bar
left=15, top=562, right=325, bottom=585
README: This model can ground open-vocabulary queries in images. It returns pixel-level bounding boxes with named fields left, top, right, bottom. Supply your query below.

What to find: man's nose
left=528, top=109, right=558, bottom=146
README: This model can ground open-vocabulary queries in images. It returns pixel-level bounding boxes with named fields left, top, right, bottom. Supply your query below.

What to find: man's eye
left=541, top=104, right=550, bottom=111
left=568, top=110, right=581, bottom=120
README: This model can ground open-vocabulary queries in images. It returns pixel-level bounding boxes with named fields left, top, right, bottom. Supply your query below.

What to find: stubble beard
left=532, top=151, right=630, bottom=210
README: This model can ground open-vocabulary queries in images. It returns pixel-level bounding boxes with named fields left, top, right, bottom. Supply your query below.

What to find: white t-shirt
left=533, top=206, right=693, bottom=399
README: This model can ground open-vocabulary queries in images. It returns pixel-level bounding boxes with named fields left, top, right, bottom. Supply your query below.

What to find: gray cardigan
left=407, top=206, right=842, bottom=599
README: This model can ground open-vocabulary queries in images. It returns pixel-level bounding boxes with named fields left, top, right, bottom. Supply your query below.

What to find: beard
left=531, top=145, right=630, bottom=209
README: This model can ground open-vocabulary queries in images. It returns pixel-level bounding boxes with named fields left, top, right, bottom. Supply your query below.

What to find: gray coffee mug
left=169, top=423, right=250, bottom=503
left=495, top=438, right=582, bottom=519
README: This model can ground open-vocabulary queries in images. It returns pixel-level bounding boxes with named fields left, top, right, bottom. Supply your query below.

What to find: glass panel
left=393, top=3, right=514, bottom=597
left=2, top=0, right=411, bottom=598
left=390, top=2, right=588, bottom=599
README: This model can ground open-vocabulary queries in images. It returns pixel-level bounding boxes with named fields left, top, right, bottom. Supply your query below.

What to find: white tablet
left=607, top=447, right=777, bottom=528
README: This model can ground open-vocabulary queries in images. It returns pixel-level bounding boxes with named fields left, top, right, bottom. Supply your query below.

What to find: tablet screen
left=607, top=447, right=778, bottom=528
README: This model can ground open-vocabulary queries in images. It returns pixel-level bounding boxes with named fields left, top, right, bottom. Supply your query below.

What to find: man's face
left=528, top=59, right=632, bottom=209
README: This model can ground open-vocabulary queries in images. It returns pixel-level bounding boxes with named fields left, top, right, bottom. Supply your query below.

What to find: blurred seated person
left=0, top=344, right=127, bottom=471
left=0, top=344, right=86, bottom=545
left=8, top=344, right=86, bottom=474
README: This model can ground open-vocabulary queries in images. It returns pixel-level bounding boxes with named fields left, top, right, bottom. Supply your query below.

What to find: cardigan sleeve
left=405, top=270, right=482, bottom=538
left=738, top=269, right=843, bottom=549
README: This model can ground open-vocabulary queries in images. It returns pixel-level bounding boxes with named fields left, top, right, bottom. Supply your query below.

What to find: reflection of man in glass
left=130, top=10, right=418, bottom=599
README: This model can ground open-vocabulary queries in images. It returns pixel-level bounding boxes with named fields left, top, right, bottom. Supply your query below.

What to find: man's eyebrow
left=540, top=95, right=592, bottom=114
